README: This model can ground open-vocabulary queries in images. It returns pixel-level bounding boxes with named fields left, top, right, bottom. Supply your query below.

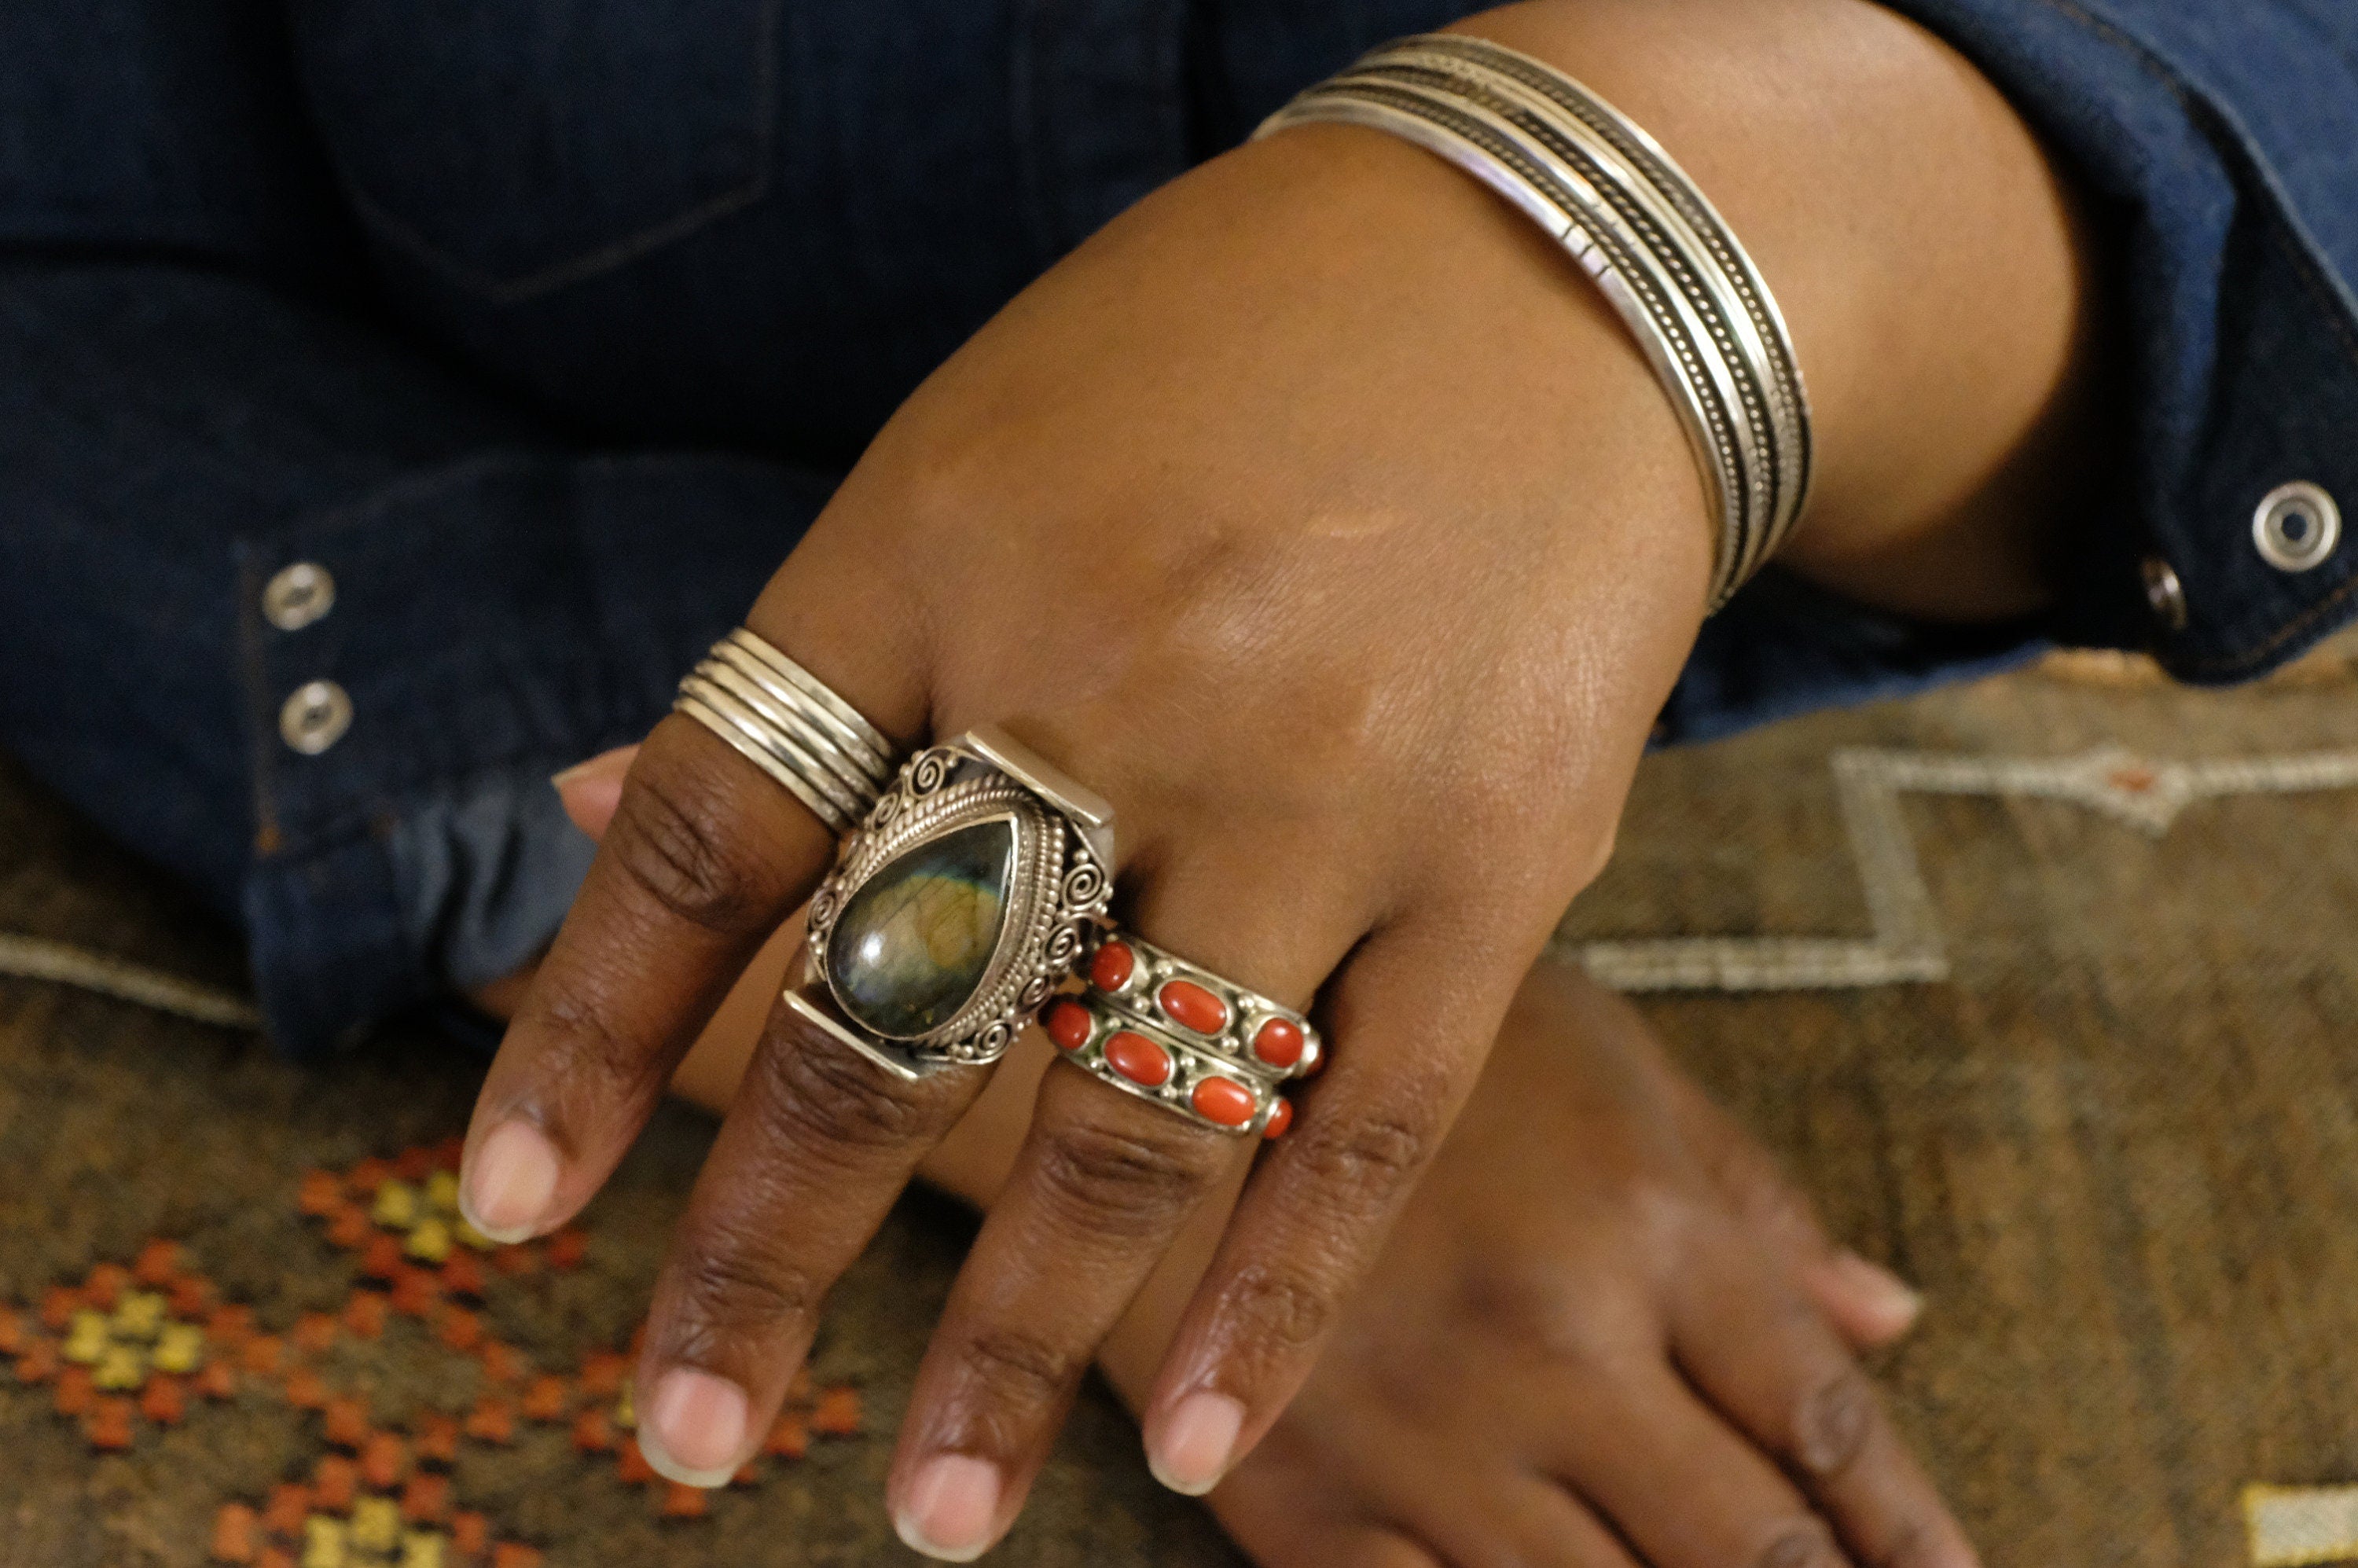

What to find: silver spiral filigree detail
left=1042, top=920, right=1087, bottom=970
left=908, top=751, right=953, bottom=796
left=1060, top=862, right=1107, bottom=909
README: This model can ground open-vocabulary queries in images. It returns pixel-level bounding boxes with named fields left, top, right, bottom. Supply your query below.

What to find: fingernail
left=636, top=1367, right=750, bottom=1488
left=894, top=1453, right=1002, bottom=1562
left=1832, top=1249, right=1924, bottom=1330
left=1148, top=1391, right=1245, bottom=1496
left=457, top=1121, right=561, bottom=1244
left=549, top=745, right=635, bottom=789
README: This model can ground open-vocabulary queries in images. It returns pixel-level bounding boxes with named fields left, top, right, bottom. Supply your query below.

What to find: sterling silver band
left=1258, top=36, right=1813, bottom=611
left=674, top=629, right=904, bottom=834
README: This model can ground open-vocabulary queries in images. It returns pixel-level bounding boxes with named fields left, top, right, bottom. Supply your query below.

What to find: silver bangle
left=674, top=629, right=904, bottom=834
left=1257, top=35, right=1812, bottom=610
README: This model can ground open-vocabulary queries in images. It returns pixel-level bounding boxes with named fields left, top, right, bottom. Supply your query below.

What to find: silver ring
left=674, top=629, right=903, bottom=834
left=785, top=727, right=1116, bottom=1079
left=1044, top=990, right=1297, bottom=1138
left=1081, top=929, right=1323, bottom=1082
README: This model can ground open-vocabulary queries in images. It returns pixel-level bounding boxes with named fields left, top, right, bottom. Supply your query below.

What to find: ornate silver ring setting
left=784, top=727, right=1115, bottom=1080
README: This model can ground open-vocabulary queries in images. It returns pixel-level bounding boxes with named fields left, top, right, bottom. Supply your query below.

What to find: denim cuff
left=233, top=450, right=825, bottom=1056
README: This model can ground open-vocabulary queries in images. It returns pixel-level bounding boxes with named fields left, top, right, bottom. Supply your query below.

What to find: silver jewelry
left=786, top=727, right=1115, bottom=1080
left=1081, top=929, right=1323, bottom=1082
left=1257, top=35, right=1813, bottom=611
left=1045, top=990, right=1296, bottom=1139
left=674, top=629, right=905, bottom=834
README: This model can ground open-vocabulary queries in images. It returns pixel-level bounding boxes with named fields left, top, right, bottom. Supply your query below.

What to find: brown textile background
left=4, top=641, right=2356, bottom=1565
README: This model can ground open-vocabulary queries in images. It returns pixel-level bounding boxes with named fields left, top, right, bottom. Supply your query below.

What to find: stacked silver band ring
left=1043, top=931, right=1322, bottom=1137
left=674, top=629, right=905, bottom=833
left=1257, top=35, right=1813, bottom=611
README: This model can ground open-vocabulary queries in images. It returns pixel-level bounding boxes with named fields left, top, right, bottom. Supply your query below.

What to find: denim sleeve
left=0, top=260, right=827, bottom=1056
left=1870, top=0, right=2358, bottom=677
left=1646, top=0, right=2358, bottom=743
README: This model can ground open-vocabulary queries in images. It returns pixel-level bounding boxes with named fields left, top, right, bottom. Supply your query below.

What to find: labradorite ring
left=784, top=727, right=1116, bottom=1081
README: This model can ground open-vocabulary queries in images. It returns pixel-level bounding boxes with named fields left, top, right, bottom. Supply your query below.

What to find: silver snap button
left=2141, top=556, right=2188, bottom=630
left=263, top=561, right=336, bottom=630
left=2252, top=482, right=2340, bottom=573
left=278, top=680, right=352, bottom=755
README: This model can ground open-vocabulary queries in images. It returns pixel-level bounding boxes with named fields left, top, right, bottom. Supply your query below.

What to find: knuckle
left=1793, top=1364, right=1880, bottom=1478
left=530, top=990, right=665, bottom=1102
left=667, top=1232, right=821, bottom=1353
left=1215, top=1263, right=1333, bottom=1359
left=1867, top=1519, right=1942, bottom=1568
left=762, top=1029, right=938, bottom=1153
left=1031, top=1114, right=1221, bottom=1236
left=955, top=1327, right=1081, bottom=1411
left=1285, top=1100, right=1440, bottom=1210
left=609, top=758, right=777, bottom=935
left=1753, top=1519, right=1842, bottom=1568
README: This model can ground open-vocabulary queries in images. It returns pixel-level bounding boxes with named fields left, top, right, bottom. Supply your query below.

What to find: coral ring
left=1045, top=993, right=1295, bottom=1139
left=1082, top=930, right=1323, bottom=1083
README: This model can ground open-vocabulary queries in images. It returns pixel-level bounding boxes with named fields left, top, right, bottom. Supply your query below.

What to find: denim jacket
left=2, top=0, right=2353, bottom=1053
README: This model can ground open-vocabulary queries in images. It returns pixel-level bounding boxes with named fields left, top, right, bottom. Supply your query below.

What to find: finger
left=633, top=992, right=987, bottom=1485
left=892, top=1070, right=1251, bottom=1559
left=1548, top=1358, right=1855, bottom=1568
left=1660, top=1056, right=1921, bottom=1347
left=1142, top=912, right=1516, bottom=1496
left=1413, top=1478, right=1642, bottom=1568
left=461, top=598, right=921, bottom=1243
left=1670, top=1249, right=1979, bottom=1568
left=887, top=854, right=1364, bottom=1559
left=553, top=744, right=639, bottom=839
left=1799, top=1252, right=1924, bottom=1350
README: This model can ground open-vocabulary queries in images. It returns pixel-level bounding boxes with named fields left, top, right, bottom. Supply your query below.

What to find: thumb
left=551, top=745, right=640, bottom=841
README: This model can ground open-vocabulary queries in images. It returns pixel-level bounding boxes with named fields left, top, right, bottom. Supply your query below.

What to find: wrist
left=1449, top=0, right=2102, bottom=620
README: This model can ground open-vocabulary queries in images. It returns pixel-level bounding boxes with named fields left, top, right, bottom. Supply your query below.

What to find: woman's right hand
left=463, top=1, right=2092, bottom=1555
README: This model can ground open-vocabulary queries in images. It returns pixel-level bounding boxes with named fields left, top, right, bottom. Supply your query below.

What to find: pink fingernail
left=551, top=747, right=637, bottom=839
left=1832, top=1250, right=1925, bottom=1330
left=458, top=1121, right=561, bottom=1243
left=549, top=745, right=636, bottom=789
left=637, top=1367, right=750, bottom=1488
left=894, top=1453, right=1002, bottom=1562
left=1148, top=1391, right=1245, bottom=1496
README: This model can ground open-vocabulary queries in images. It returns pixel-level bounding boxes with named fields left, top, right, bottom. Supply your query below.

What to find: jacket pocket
left=291, top=0, right=778, bottom=302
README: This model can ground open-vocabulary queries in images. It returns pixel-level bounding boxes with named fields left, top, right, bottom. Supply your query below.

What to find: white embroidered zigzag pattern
left=1566, top=747, right=2358, bottom=993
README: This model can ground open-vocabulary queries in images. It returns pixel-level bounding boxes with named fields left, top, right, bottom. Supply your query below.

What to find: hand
left=472, top=111, right=1713, bottom=1546
left=1191, top=964, right=1976, bottom=1567
left=460, top=0, right=2093, bottom=1555
left=534, top=767, right=1976, bottom=1567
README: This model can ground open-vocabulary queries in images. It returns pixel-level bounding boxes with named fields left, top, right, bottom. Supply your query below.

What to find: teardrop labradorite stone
left=828, top=818, right=1015, bottom=1038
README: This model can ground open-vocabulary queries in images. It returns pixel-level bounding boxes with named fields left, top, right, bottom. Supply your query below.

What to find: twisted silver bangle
left=1257, top=35, right=1812, bottom=610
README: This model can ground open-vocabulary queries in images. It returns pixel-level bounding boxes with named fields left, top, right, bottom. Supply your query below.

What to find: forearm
left=1453, top=0, right=2104, bottom=622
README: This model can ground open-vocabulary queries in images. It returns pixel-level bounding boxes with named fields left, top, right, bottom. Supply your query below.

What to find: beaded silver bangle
left=1257, top=35, right=1812, bottom=611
